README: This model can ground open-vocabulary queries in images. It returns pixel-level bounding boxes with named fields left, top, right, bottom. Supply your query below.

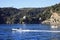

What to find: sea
left=0, top=24, right=60, bottom=40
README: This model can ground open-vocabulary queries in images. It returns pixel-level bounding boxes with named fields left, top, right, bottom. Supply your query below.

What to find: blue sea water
left=0, top=24, right=60, bottom=40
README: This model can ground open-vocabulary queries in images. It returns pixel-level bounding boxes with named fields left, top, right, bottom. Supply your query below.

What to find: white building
left=23, top=16, right=26, bottom=19
left=39, top=17, right=41, bottom=20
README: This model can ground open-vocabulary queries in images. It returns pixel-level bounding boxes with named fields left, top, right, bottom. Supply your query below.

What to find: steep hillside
left=42, top=12, right=60, bottom=25
left=0, top=3, right=60, bottom=24
left=42, top=3, right=60, bottom=25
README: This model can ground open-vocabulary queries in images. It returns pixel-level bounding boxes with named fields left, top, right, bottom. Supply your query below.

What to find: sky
left=0, top=0, right=60, bottom=8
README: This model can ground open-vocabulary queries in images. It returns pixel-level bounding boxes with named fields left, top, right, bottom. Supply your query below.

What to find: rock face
left=42, top=12, right=60, bottom=26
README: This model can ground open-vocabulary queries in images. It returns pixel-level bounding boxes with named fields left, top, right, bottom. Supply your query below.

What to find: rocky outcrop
left=42, top=12, right=60, bottom=26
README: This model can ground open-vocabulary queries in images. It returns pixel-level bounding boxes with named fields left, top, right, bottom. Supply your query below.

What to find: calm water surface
left=0, top=24, right=60, bottom=40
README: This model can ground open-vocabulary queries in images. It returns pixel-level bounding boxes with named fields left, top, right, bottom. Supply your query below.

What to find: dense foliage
left=0, top=3, right=60, bottom=24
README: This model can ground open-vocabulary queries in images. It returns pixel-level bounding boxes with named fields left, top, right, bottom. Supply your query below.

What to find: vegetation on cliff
left=0, top=3, right=60, bottom=24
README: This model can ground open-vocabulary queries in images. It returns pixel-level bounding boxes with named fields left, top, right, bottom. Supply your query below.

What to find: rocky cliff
left=42, top=12, right=60, bottom=25
left=0, top=3, right=60, bottom=24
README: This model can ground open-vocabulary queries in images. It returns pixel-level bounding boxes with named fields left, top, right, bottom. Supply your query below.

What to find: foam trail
left=12, top=28, right=60, bottom=33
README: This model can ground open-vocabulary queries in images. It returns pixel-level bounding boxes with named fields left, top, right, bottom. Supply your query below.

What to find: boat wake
left=12, top=28, right=60, bottom=33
